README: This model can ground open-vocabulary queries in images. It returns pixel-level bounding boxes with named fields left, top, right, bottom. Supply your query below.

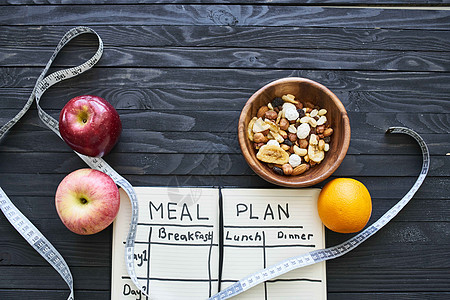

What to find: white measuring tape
left=0, top=27, right=143, bottom=299
left=209, top=127, right=430, bottom=299
left=0, top=27, right=430, bottom=300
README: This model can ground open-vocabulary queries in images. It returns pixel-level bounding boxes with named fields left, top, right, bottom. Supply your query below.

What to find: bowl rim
left=238, top=77, right=351, bottom=187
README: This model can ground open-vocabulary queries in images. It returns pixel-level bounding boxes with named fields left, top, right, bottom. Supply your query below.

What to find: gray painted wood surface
left=0, top=2, right=449, bottom=300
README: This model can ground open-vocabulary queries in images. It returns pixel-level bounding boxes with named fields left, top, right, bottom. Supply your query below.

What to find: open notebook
left=111, top=187, right=326, bottom=300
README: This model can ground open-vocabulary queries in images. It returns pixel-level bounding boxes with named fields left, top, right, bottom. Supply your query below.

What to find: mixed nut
left=247, top=94, right=333, bottom=176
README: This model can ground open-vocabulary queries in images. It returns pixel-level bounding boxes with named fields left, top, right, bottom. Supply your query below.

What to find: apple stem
left=80, top=197, right=88, bottom=204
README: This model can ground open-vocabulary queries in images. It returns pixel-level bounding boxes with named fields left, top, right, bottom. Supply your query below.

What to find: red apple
left=59, top=95, right=122, bottom=157
left=55, top=168, right=120, bottom=235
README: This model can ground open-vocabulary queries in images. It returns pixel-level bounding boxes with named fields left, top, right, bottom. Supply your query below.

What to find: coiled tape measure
left=210, top=126, right=430, bottom=299
left=0, top=27, right=430, bottom=300
left=0, top=27, right=143, bottom=300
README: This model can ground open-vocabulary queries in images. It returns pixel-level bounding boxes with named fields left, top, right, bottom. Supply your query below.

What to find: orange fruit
left=317, top=178, right=372, bottom=233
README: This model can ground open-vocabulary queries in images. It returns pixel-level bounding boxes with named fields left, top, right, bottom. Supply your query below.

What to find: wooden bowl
left=238, top=77, right=351, bottom=187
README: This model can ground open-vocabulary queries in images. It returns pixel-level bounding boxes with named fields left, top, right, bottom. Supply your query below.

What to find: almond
left=257, top=106, right=269, bottom=118
left=292, top=164, right=310, bottom=176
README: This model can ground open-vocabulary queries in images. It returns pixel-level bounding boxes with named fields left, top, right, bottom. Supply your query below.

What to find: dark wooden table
left=0, top=1, right=449, bottom=299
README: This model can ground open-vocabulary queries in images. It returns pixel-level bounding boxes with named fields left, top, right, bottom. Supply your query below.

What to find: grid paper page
left=111, top=187, right=220, bottom=300
left=220, top=188, right=326, bottom=300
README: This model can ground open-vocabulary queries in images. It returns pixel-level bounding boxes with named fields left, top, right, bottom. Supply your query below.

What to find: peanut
left=299, top=139, right=308, bottom=149
left=288, top=133, right=297, bottom=142
left=261, top=129, right=270, bottom=136
left=255, top=142, right=265, bottom=149
left=316, top=125, right=325, bottom=134
left=253, top=132, right=268, bottom=143
left=279, top=118, right=289, bottom=130
left=318, top=139, right=325, bottom=151
left=281, top=144, right=290, bottom=151
left=249, top=95, right=334, bottom=177
left=279, top=130, right=288, bottom=139
left=309, top=134, right=318, bottom=145
left=288, top=124, right=297, bottom=133
left=265, top=110, right=278, bottom=120
left=323, top=128, right=334, bottom=137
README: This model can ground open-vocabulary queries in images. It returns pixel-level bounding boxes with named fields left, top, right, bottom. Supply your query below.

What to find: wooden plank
left=0, top=291, right=448, bottom=300
left=2, top=68, right=450, bottom=94
left=1, top=231, right=448, bottom=269
left=2, top=46, right=450, bottom=72
left=1, top=25, right=449, bottom=52
left=326, top=221, right=450, bottom=248
left=326, top=268, right=450, bottom=292
left=0, top=264, right=448, bottom=292
left=1, top=109, right=448, bottom=141
left=0, top=290, right=108, bottom=300
left=1, top=129, right=448, bottom=156
left=0, top=266, right=110, bottom=290
left=0, top=290, right=447, bottom=299
left=0, top=240, right=111, bottom=266
left=0, top=152, right=447, bottom=177
left=324, top=242, right=450, bottom=271
left=1, top=220, right=448, bottom=263
left=0, top=174, right=447, bottom=199
left=2, top=87, right=449, bottom=114
left=1, top=5, right=450, bottom=30
left=2, top=0, right=450, bottom=5
left=0, top=195, right=447, bottom=225
left=329, top=293, right=450, bottom=300
left=0, top=218, right=113, bottom=243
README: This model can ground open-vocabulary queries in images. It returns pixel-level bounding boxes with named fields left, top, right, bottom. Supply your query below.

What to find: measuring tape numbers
left=209, top=126, right=430, bottom=300
left=0, top=27, right=144, bottom=299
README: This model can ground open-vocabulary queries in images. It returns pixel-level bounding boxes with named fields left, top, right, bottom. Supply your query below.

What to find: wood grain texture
left=2, top=264, right=449, bottom=292
left=1, top=109, right=448, bottom=138
left=1, top=0, right=450, bottom=4
left=1, top=25, right=449, bottom=52
left=0, top=174, right=447, bottom=199
left=0, top=3, right=449, bottom=299
left=2, top=87, right=449, bottom=114
left=1, top=152, right=447, bottom=177
left=1, top=195, right=448, bottom=224
left=2, top=68, right=450, bottom=94
left=1, top=129, right=449, bottom=155
left=0, top=290, right=108, bottom=300
left=329, top=293, right=450, bottom=300
left=2, top=46, right=450, bottom=72
left=1, top=5, right=450, bottom=29
left=0, top=266, right=111, bottom=289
